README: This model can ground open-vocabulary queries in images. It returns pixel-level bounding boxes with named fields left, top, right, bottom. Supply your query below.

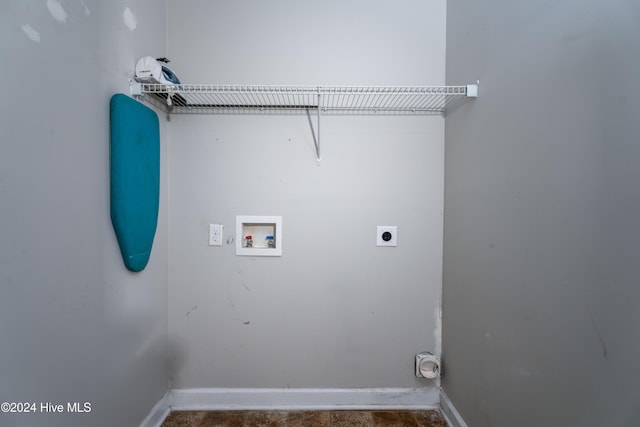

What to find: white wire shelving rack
left=129, top=80, right=479, bottom=162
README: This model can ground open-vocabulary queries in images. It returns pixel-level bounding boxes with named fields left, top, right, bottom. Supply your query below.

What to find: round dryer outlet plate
left=376, top=226, right=397, bottom=247
left=415, top=352, right=440, bottom=379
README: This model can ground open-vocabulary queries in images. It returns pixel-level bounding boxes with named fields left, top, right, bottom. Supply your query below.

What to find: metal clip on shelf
left=130, top=80, right=479, bottom=163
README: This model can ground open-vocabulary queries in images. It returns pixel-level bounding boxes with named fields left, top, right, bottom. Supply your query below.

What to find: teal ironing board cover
left=110, top=94, right=160, bottom=272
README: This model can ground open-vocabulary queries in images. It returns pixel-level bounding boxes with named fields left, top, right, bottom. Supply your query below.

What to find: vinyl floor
left=161, top=409, right=448, bottom=427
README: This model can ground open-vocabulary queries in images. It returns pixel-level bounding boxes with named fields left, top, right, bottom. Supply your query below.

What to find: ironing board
left=110, top=94, right=160, bottom=272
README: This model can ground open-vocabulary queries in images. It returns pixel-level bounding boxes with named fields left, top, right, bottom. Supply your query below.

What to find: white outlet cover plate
left=209, top=224, right=223, bottom=246
left=376, top=226, right=397, bottom=247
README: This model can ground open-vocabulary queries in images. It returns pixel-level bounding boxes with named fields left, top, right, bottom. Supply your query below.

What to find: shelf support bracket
left=316, top=91, right=321, bottom=163
left=306, top=91, right=321, bottom=163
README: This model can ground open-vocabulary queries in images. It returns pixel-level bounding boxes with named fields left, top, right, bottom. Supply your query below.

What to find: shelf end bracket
left=129, top=79, right=142, bottom=97
left=466, top=80, right=480, bottom=98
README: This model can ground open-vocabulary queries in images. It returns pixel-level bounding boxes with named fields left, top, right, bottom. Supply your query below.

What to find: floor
left=161, top=409, right=448, bottom=427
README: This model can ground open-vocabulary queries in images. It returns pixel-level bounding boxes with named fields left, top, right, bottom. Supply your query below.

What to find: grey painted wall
left=0, top=2, right=168, bottom=426
left=444, top=1, right=640, bottom=426
left=166, top=0, right=446, bottom=389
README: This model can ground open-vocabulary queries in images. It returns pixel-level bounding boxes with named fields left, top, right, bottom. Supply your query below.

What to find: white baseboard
left=439, top=389, right=468, bottom=427
left=140, top=387, right=467, bottom=427
left=139, top=391, right=171, bottom=427
left=168, top=387, right=440, bottom=411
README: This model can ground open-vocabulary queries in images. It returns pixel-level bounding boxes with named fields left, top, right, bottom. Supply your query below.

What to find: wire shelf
left=131, top=83, right=476, bottom=115
left=129, top=80, right=478, bottom=162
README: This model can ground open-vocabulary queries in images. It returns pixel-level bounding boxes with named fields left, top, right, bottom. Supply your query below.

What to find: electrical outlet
left=376, top=226, right=397, bottom=247
left=209, top=224, right=223, bottom=246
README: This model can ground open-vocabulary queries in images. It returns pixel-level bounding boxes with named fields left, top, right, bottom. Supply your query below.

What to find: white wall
left=444, top=0, right=640, bottom=426
left=167, top=0, right=446, bottom=389
left=0, top=2, right=168, bottom=426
